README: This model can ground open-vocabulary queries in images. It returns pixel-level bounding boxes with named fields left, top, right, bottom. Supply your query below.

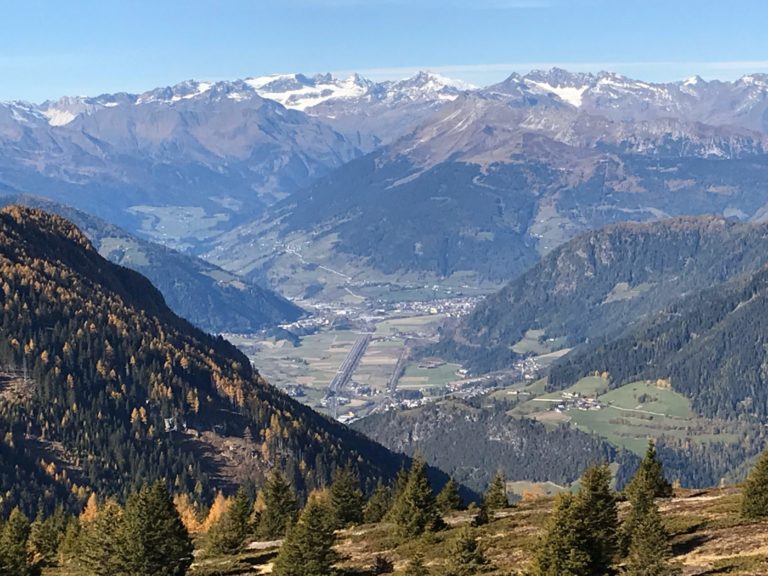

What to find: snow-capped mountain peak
left=524, top=79, right=589, bottom=107
left=520, top=68, right=597, bottom=107
left=245, top=73, right=372, bottom=111
left=136, top=80, right=214, bottom=105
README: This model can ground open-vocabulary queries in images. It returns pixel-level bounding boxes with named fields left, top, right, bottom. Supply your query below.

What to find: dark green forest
left=438, top=216, right=768, bottom=374
left=548, top=263, right=768, bottom=420
left=353, top=399, right=628, bottom=493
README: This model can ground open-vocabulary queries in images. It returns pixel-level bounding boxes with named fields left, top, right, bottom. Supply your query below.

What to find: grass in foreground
left=163, top=487, right=768, bottom=576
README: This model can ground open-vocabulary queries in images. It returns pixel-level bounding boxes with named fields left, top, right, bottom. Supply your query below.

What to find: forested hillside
left=0, top=194, right=303, bottom=333
left=0, top=206, right=405, bottom=516
left=438, top=217, right=768, bottom=373
left=353, top=399, right=627, bottom=493
left=548, top=263, right=768, bottom=420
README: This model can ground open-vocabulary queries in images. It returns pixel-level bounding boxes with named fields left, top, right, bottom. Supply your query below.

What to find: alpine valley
left=6, top=64, right=768, bottom=576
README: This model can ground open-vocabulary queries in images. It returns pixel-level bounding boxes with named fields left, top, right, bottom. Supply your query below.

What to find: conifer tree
left=404, top=552, right=431, bottom=576
left=57, top=517, right=81, bottom=567
left=619, top=466, right=656, bottom=556
left=363, top=481, right=392, bottom=524
left=208, top=487, right=252, bottom=553
left=78, top=499, right=124, bottom=576
left=436, top=478, right=463, bottom=513
left=272, top=500, right=338, bottom=576
left=118, top=480, right=194, bottom=576
left=621, top=498, right=680, bottom=576
left=202, top=492, right=230, bottom=533
left=625, top=441, right=673, bottom=499
left=483, top=472, right=508, bottom=513
left=529, top=493, right=591, bottom=576
left=445, top=526, right=488, bottom=576
left=372, top=554, right=394, bottom=574
left=576, top=464, right=618, bottom=573
left=385, top=464, right=410, bottom=519
left=28, top=506, right=69, bottom=567
left=174, top=494, right=203, bottom=534
left=257, top=470, right=298, bottom=539
left=0, top=507, right=33, bottom=576
left=389, top=457, right=443, bottom=539
left=329, top=465, right=364, bottom=528
left=741, top=447, right=768, bottom=519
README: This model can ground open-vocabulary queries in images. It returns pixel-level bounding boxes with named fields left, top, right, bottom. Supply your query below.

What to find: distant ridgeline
left=0, top=206, right=407, bottom=516
left=0, top=194, right=304, bottom=334
left=437, top=217, right=768, bottom=375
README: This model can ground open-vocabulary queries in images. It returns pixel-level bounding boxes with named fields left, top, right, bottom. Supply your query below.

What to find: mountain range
left=6, top=65, right=768, bottom=514
left=5, top=67, right=768, bottom=285
left=198, top=69, right=768, bottom=297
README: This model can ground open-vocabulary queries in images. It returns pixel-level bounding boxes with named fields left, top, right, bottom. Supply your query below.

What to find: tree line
left=6, top=440, right=768, bottom=575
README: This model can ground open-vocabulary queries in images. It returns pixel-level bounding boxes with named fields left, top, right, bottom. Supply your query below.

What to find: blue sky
left=2, top=0, right=768, bottom=101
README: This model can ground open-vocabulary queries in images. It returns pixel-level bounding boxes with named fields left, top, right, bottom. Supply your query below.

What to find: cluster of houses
left=553, top=391, right=603, bottom=413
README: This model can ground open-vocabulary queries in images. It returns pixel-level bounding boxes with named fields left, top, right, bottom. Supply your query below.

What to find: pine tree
left=208, top=487, right=252, bottom=553
left=621, top=493, right=680, bottom=575
left=372, top=554, right=394, bottom=574
left=445, top=526, right=488, bottom=576
left=257, top=470, right=298, bottom=539
left=389, top=457, right=443, bottom=539
left=436, top=478, right=463, bottom=513
left=0, top=507, right=32, bottom=576
left=272, top=500, right=338, bottom=576
left=619, top=465, right=656, bottom=556
left=529, top=493, right=591, bottom=576
left=385, top=464, right=410, bottom=519
left=625, top=441, right=673, bottom=500
left=363, top=481, right=392, bottom=524
left=404, top=552, right=431, bottom=576
left=174, top=494, right=203, bottom=534
left=742, top=447, right=768, bottom=519
left=202, top=492, right=230, bottom=533
left=329, top=465, right=364, bottom=528
left=28, top=507, right=68, bottom=567
left=118, top=481, right=194, bottom=576
left=78, top=499, right=124, bottom=576
left=576, top=464, right=618, bottom=573
left=483, top=472, right=508, bottom=513
left=57, top=516, right=81, bottom=567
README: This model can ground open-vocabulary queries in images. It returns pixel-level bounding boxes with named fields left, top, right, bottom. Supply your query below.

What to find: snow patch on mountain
left=526, top=80, right=588, bottom=107
left=246, top=71, right=472, bottom=111
left=246, top=73, right=370, bottom=110
left=41, top=108, right=77, bottom=126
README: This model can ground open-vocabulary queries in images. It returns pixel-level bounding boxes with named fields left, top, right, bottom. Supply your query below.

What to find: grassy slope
left=510, top=376, right=739, bottom=456
left=56, top=487, right=762, bottom=576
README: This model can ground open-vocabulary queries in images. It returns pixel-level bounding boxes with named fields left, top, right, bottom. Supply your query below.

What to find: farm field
left=509, top=376, right=741, bottom=456
left=234, top=313, right=461, bottom=418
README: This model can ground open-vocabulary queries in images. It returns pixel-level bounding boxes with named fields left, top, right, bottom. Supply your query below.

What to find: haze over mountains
left=201, top=68, right=768, bottom=297
left=0, top=194, right=303, bottom=334
left=3, top=67, right=768, bottom=284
